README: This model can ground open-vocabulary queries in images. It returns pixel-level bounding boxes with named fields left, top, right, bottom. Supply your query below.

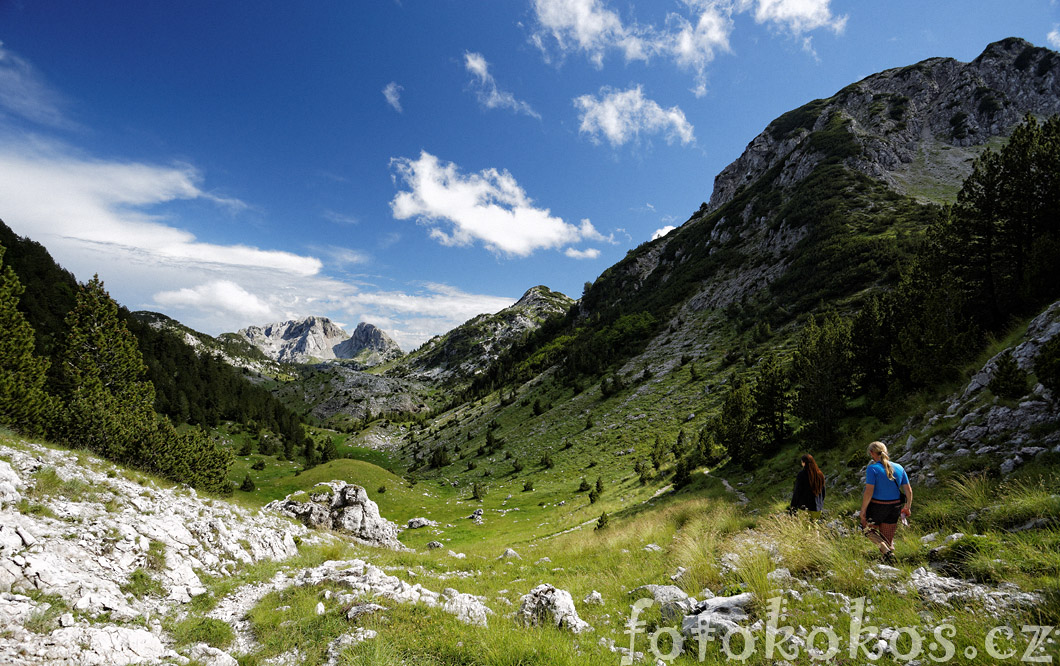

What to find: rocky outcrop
left=889, top=299, right=1060, bottom=484
left=266, top=481, right=406, bottom=550
left=516, top=584, right=591, bottom=634
left=0, top=439, right=311, bottom=665
left=235, top=316, right=402, bottom=365
left=630, top=584, right=697, bottom=622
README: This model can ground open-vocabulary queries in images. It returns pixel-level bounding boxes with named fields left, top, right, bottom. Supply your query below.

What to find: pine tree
left=52, top=275, right=156, bottom=462
left=753, top=353, right=789, bottom=455
left=0, top=246, right=52, bottom=435
left=595, top=511, right=609, bottom=530
left=717, top=374, right=758, bottom=467
left=792, top=313, right=852, bottom=448
left=851, top=294, right=892, bottom=395
left=672, top=454, right=694, bottom=488
left=989, top=351, right=1028, bottom=400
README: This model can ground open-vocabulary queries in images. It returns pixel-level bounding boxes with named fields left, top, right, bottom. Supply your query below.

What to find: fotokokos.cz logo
left=622, top=596, right=1055, bottom=663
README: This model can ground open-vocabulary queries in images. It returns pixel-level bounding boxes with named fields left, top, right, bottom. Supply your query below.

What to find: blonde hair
left=868, top=441, right=895, bottom=481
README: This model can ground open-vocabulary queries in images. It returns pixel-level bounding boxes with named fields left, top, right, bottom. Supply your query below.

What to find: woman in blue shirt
left=860, top=441, right=912, bottom=562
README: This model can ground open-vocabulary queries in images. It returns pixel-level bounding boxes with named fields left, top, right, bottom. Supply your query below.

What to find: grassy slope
left=174, top=307, right=1055, bottom=665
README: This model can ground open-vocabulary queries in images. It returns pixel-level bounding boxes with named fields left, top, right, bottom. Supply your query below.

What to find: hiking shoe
left=882, top=550, right=895, bottom=564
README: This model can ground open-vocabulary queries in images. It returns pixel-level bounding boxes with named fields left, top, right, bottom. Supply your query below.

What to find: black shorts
left=867, top=500, right=902, bottom=525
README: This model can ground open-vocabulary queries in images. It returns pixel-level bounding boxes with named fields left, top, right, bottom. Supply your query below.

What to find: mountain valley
left=1, top=37, right=1059, bottom=665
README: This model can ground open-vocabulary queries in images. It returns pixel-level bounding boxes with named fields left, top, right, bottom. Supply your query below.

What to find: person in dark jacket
left=790, top=453, right=825, bottom=518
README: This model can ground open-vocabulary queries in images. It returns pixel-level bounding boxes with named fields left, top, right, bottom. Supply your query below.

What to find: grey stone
left=267, top=482, right=405, bottom=550
left=517, top=584, right=591, bottom=634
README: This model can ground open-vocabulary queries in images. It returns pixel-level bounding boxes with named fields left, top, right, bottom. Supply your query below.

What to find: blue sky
left=1, top=1, right=1057, bottom=351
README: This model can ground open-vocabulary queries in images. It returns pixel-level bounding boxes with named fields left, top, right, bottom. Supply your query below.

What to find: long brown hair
left=868, top=441, right=895, bottom=480
left=801, top=453, right=825, bottom=497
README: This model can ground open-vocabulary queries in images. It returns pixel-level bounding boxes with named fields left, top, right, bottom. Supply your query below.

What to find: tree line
left=0, top=222, right=311, bottom=492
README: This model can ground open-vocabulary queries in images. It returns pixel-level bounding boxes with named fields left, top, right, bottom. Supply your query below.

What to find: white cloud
left=0, top=42, right=75, bottom=129
left=0, top=139, right=318, bottom=278
left=565, top=247, right=600, bottom=259
left=383, top=81, right=404, bottom=112
left=1049, top=25, right=1060, bottom=49
left=390, top=150, right=601, bottom=257
left=464, top=52, right=541, bottom=119
left=574, top=85, right=695, bottom=147
left=749, top=0, right=847, bottom=35
left=530, top=0, right=843, bottom=92
left=652, top=225, right=677, bottom=240
left=154, top=280, right=273, bottom=319
left=529, top=0, right=649, bottom=67
left=660, top=2, right=734, bottom=96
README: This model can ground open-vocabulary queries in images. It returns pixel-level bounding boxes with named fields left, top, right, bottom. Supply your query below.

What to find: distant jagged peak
left=235, top=315, right=402, bottom=365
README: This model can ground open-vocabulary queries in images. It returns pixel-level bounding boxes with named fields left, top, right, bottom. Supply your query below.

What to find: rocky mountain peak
left=334, top=322, right=404, bottom=366
left=704, top=38, right=1060, bottom=214
left=391, top=286, right=573, bottom=383
left=235, top=316, right=402, bottom=365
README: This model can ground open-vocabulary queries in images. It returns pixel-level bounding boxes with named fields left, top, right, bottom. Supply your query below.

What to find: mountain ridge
left=234, top=317, right=403, bottom=366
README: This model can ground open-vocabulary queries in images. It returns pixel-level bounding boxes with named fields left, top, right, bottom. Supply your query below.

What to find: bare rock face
left=235, top=317, right=402, bottom=365
left=237, top=316, right=351, bottom=363
left=516, top=584, right=591, bottom=634
left=266, top=482, right=406, bottom=550
left=889, top=298, right=1060, bottom=483
left=333, top=323, right=404, bottom=365
left=708, top=38, right=1060, bottom=213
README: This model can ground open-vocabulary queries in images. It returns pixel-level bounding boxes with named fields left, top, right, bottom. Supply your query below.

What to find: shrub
left=990, top=351, right=1028, bottom=399
left=523, top=479, right=534, bottom=492
left=376, top=484, right=386, bottom=494
left=472, top=482, right=486, bottom=501
left=251, top=459, right=266, bottom=471
left=578, top=477, right=591, bottom=492
left=588, top=488, right=600, bottom=504
left=595, top=511, right=610, bottom=530
left=239, top=474, right=256, bottom=492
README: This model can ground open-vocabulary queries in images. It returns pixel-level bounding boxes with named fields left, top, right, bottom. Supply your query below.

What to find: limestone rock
left=630, top=584, right=696, bottom=621
left=517, top=584, right=592, bottom=634
left=682, top=593, right=754, bottom=638
left=910, top=567, right=1041, bottom=617
left=188, top=643, right=239, bottom=666
left=266, top=482, right=405, bottom=550
left=584, top=590, right=604, bottom=605
left=0, top=461, right=20, bottom=506
left=407, top=517, right=438, bottom=529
